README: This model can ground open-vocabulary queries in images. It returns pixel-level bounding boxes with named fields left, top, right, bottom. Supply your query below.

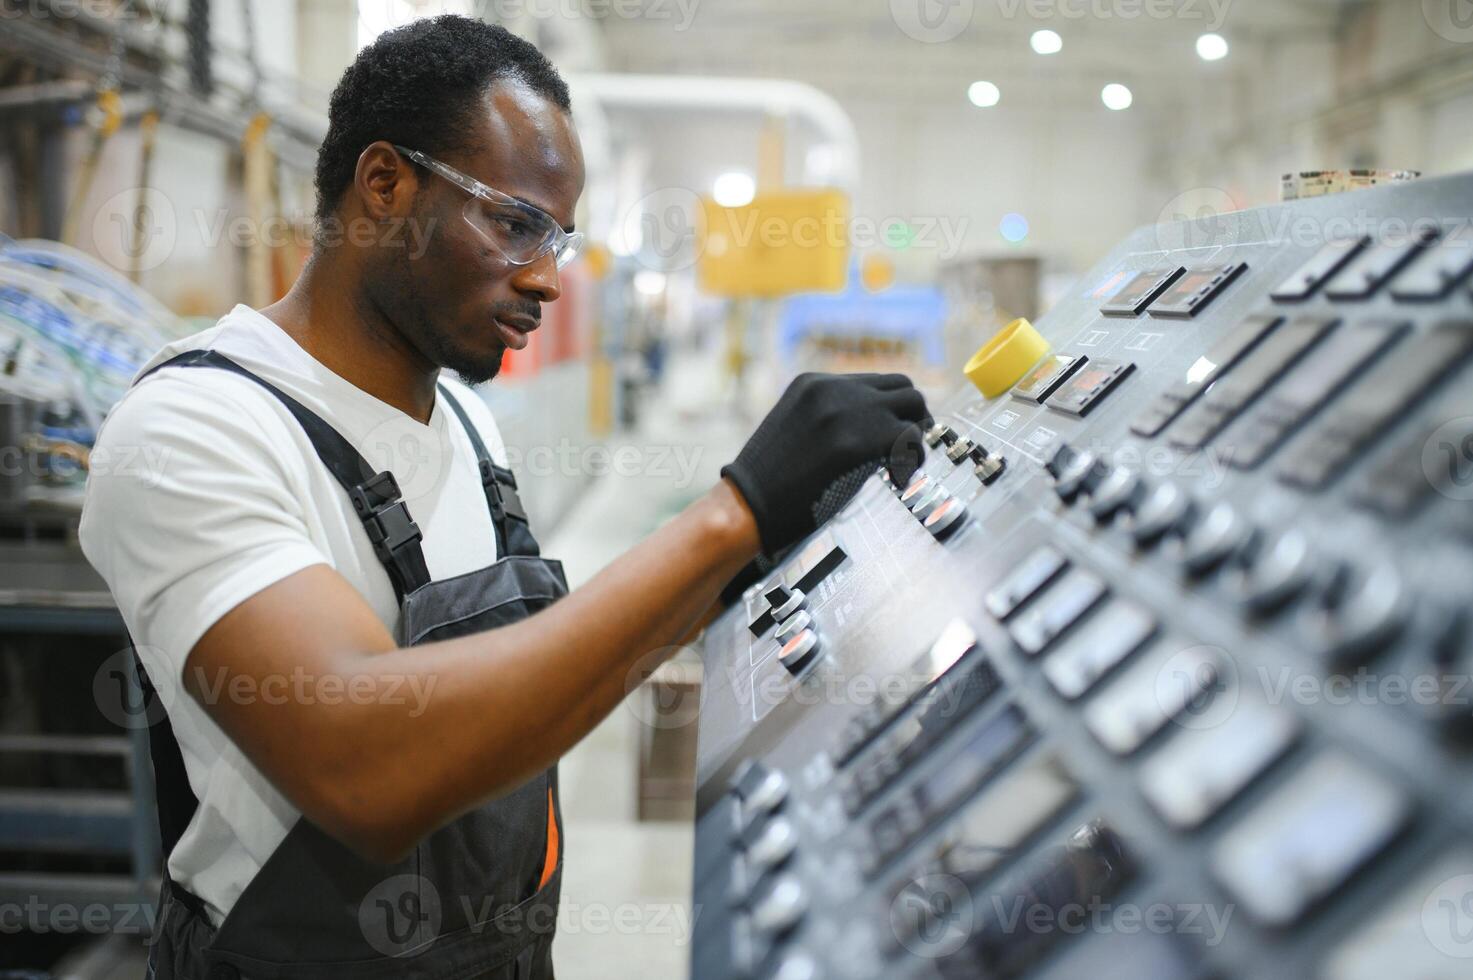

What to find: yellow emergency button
left=964, top=318, right=1050, bottom=398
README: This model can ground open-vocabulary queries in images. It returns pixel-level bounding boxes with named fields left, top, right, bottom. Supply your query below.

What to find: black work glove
left=721, top=372, right=929, bottom=556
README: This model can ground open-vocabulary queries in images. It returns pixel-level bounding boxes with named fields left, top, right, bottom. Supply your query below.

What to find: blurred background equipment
left=0, top=0, right=1471, bottom=977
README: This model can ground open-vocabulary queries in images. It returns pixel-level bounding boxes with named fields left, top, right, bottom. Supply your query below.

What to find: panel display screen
left=1147, top=263, right=1248, bottom=318
left=1099, top=268, right=1184, bottom=317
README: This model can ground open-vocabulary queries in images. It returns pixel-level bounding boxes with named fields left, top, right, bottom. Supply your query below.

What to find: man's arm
left=176, top=371, right=926, bottom=862
left=186, top=478, right=756, bottom=863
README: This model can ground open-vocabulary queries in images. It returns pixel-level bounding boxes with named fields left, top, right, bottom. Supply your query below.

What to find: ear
left=353, top=141, right=418, bottom=220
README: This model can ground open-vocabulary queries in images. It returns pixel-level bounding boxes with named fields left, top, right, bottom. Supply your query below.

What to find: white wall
left=604, top=82, right=1158, bottom=287
left=1153, top=1, right=1473, bottom=211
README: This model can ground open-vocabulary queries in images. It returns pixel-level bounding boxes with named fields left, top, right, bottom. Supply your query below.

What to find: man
left=81, top=16, right=926, bottom=978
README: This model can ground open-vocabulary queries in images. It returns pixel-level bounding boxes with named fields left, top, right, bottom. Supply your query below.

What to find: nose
left=509, top=249, right=562, bottom=304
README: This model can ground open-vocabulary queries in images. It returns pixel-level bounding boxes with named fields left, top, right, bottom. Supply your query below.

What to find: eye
left=494, top=216, right=537, bottom=240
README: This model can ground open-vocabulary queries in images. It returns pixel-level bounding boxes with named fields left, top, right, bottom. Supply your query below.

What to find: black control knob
left=1088, top=467, right=1144, bottom=523
left=730, top=760, right=786, bottom=805
left=765, top=584, right=806, bottom=621
left=745, top=815, right=799, bottom=872
left=1307, top=561, right=1407, bottom=667
left=1130, top=481, right=1196, bottom=546
left=923, top=422, right=951, bottom=448
left=944, top=437, right=976, bottom=464
left=751, top=874, right=808, bottom=936
left=1045, top=442, right=1081, bottom=481
left=1051, top=449, right=1109, bottom=503
left=1181, top=502, right=1257, bottom=575
left=969, top=445, right=1007, bottom=485
left=730, top=761, right=790, bottom=843
left=1235, top=529, right=1316, bottom=614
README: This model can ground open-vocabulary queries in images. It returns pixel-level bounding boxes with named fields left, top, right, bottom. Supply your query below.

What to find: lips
left=494, top=316, right=539, bottom=351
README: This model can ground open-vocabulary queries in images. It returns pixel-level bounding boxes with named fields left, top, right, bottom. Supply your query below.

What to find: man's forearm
left=304, top=478, right=759, bottom=858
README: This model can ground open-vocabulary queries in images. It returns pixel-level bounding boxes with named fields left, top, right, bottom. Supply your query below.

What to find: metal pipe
left=565, top=72, right=861, bottom=193
left=0, top=8, right=325, bottom=169
left=0, top=81, right=93, bottom=111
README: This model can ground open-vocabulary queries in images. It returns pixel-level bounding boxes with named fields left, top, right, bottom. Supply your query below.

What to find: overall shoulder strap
left=436, top=382, right=539, bottom=558
left=130, top=640, right=198, bottom=880
left=139, top=350, right=431, bottom=600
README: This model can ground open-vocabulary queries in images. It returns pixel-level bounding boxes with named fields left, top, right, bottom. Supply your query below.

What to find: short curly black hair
left=313, top=15, right=571, bottom=223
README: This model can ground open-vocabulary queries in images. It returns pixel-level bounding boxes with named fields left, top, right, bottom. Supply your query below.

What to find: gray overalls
left=132, top=350, right=567, bottom=979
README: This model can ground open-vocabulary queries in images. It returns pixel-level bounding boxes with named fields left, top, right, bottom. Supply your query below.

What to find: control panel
left=689, top=172, right=1473, bottom=980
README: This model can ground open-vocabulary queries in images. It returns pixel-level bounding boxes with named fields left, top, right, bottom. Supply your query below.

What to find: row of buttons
left=1269, top=227, right=1472, bottom=305
left=840, top=651, right=1001, bottom=819
left=828, top=620, right=979, bottom=768
left=705, top=761, right=810, bottom=978
left=983, top=538, right=1414, bottom=940
left=762, top=584, right=822, bottom=676
left=886, top=425, right=990, bottom=541
left=1099, top=263, right=1247, bottom=320
left=1044, top=441, right=1409, bottom=666
left=922, top=422, right=1007, bottom=485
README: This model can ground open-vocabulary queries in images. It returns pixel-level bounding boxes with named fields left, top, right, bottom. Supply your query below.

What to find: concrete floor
left=543, top=348, right=753, bottom=980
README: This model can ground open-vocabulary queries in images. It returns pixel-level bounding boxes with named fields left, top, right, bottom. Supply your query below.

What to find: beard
left=365, top=230, right=514, bottom=387
left=436, top=330, right=506, bottom=387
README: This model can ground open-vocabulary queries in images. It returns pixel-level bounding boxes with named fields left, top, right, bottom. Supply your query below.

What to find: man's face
left=369, top=78, right=585, bottom=385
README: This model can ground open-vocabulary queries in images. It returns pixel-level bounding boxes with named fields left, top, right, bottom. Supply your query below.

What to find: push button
left=1180, top=502, right=1256, bottom=575
left=1211, top=753, right=1408, bottom=926
left=899, top=474, right=931, bottom=509
left=1130, top=481, right=1196, bottom=546
left=1234, top=529, right=1316, bottom=614
left=924, top=497, right=968, bottom=539
left=1009, top=568, right=1108, bottom=656
left=774, top=610, right=812, bottom=645
left=770, top=951, right=821, bottom=980
left=731, top=761, right=789, bottom=814
left=910, top=486, right=949, bottom=519
left=969, top=444, right=1007, bottom=484
left=750, top=874, right=808, bottom=936
left=1306, top=562, right=1407, bottom=666
left=1047, top=444, right=1108, bottom=503
left=944, top=437, right=976, bottom=464
left=985, top=546, right=1068, bottom=621
left=744, top=815, right=799, bottom=873
left=778, top=629, right=821, bottom=675
left=1087, top=467, right=1144, bottom=522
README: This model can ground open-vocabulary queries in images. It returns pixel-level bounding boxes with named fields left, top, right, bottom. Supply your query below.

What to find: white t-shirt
left=79, top=304, right=509, bottom=925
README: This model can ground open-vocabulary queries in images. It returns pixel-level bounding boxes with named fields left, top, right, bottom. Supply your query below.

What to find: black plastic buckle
left=480, top=460, right=528, bottom=523
left=349, top=472, right=424, bottom=580
left=478, top=460, right=508, bottom=522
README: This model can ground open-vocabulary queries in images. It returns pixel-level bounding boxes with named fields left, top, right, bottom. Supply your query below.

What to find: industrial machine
left=689, top=172, right=1473, bottom=980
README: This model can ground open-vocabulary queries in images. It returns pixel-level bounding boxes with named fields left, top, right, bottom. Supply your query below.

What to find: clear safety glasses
left=394, top=145, right=584, bottom=270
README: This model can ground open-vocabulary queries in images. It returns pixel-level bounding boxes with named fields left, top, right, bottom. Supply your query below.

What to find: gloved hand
left=722, top=372, right=929, bottom=556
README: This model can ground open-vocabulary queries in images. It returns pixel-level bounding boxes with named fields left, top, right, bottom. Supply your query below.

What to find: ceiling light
left=999, top=213, right=1029, bottom=243
left=712, top=172, right=756, bottom=208
left=1101, top=83, right=1133, bottom=111
left=1030, top=30, right=1062, bottom=55
left=1196, top=33, right=1229, bottom=61
left=633, top=270, right=666, bottom=296
left=968, top=80, right=1001, bottom=108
